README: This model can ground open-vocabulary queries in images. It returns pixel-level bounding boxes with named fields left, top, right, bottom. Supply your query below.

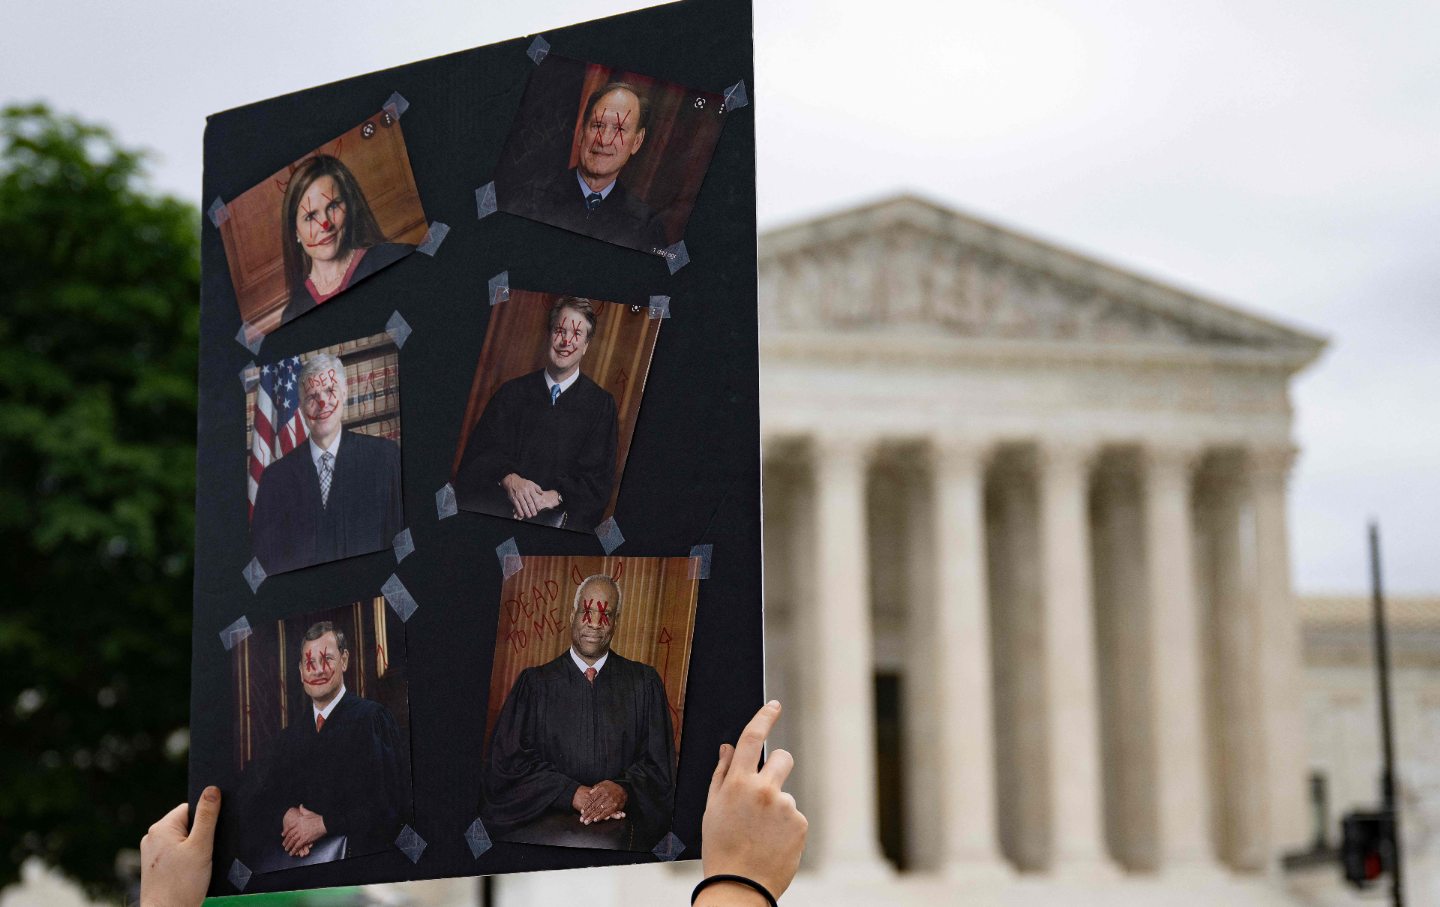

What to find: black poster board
left=192, top=0, right=758, bottom=893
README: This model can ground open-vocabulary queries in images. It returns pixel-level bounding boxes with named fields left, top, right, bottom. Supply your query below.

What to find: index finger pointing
left=729, top=700, right=781, bottom=781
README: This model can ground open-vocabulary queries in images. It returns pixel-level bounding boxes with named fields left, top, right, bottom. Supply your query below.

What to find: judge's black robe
left=502, top=167, right=669, bottom=253
left=480, top=651, right=675, bottom=852
left=243, top=693, right=407, bottom=866
left=250, top=430, right=403, bottom=575
left=280, top=242, right=415, bottom=327
left=454, top=370, right=618, bottom=532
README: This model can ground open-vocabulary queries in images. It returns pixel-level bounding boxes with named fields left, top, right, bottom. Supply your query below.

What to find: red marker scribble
left=588, top=108, right=632, bottom=149
left=656, top=627, right=681, bottom=725
left=552, top=317, right=586, bottom=345
left=595, top=601, right=610, bottom=627
left=302, top=369, right=342, bottom=421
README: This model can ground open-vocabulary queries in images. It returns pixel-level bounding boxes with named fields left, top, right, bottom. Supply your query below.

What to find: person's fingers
left=759, top=748, right=794, bottom=787
left=708, top=743, right=734, bottom=800
left=153, top=802, right=191, bottom=838
left=186, top=786, right=221, bottom=851
left=730, top=700, right=781, bottom=780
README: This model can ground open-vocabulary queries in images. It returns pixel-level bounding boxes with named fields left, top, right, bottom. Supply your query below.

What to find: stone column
left=1142, top=444, right=1218, bottom=873
left=1196, top=456, right=1266, bottom=871
left=1249, top=446, right=1309, bottom=855
left=929, top=437, right=1010, bottom=878
left=808, top=433, right=891, bottom=877
left=1037, top=440, right=1116, bottom=877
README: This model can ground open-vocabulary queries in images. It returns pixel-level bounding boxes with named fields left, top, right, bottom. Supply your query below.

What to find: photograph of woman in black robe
left=479, top=574, right=675, bottom=852
left=279, top=154, right=414, bottom=326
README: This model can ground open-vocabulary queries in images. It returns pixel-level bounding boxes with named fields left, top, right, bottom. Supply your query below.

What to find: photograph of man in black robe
left=480, top=574, right=675, bottom=852
left=250, top=352, right=403, bottom=574
left=454, top=297, right=618, bottom=532
left=240, top=621, right=407, bottom=872
left=502, top=81, right=668, bottom=253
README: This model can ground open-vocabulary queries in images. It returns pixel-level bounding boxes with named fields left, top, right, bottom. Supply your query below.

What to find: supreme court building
left=750, top=195, right=1325, bottom=905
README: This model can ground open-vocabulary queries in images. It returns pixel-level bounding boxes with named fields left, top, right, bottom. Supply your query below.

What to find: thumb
left=186, top=786, right=222, bottom=851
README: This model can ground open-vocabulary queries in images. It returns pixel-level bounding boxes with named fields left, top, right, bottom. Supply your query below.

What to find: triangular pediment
left=758, top=195, right=1326, bottom=369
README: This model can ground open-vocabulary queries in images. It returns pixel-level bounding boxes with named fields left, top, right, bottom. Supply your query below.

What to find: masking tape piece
left=227, top=859, right=252, bottom=892
left=416, top=221, right=450, bottom=257
left=595, top=517, right=625, bottom=554
left=385, top=311, right=413, bottom=349
left=527, top=36, right=550, bottom=65
left=662, top=241, right=690, bottom=274
left=436, top=484, right=458, bottom=520
left=208, top=197, right=230, bottom=227
left=488, top=271, right=510, bottom=306
left=476, top=181, right=498, bottom=219
left=242, top=557, right=266, bottom=593
left=687, top=544, right=713, bottom=580
left=219, top=616, right=253, bottom=651
left=236, top=323, right=264, bottom=355
left=648, top=295, right=671, bottom=319
left=383, top=92, right=410, bottom=120
left=393, top=528, right=415, bottom=563
left=465, top=818, right=493, bottom=859
left=723, top=80, right=749, bottom=112
left=652, top=832, right=685, bottom=862
left=394, top=825, right=427, bottom=863
left=496, top=537, right=522, bottom=579
left=382, top=574, right=419, bottom=622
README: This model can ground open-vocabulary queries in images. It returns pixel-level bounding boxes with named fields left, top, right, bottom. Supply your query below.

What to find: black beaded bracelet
left=691, top=874, right=778, bottom=907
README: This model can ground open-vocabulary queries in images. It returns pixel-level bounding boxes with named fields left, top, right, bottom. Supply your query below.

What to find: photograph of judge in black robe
left=215, top=104, right=430, bottom=343
left=237, top=617, right=409, bottom=873
left=493, top=54, right=731, bottom=256
left=250, top=349, right=403, bottom=575
left=454, top=293, right=662, bottom=533
left=480, top=574, right=675, bottom=852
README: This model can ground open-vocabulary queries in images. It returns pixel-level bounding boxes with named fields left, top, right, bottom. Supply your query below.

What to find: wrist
left=694, top=881, right=770, bottom=906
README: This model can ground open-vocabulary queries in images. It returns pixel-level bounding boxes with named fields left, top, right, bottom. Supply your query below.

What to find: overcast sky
left=3, top=0, right=1435, bottom=594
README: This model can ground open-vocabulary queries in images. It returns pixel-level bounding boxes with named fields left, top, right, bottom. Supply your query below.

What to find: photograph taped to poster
left=245, top=332, right=402, bottom=576
left=452, top=291, right=660, bottom=534
left=218, top=106, right=428, bottom=344
left=494, top=54, right=730, bottom=256
left=479, top=555, right=700, bottom=852
left=229, top=598, right=412, bottom=874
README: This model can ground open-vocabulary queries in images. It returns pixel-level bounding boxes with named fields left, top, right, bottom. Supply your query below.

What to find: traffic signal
left=1340, top=811, right=1393, bottom=888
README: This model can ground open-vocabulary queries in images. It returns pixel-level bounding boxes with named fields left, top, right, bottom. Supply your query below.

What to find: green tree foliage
left=0, top=104, right=199, bottom=896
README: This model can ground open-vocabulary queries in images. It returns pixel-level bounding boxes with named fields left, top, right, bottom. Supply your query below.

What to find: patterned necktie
left=315, top=713, right=325, bottom=732
left=585, top=192, right=603, bottom=211
left=319, top=451, right=334, bottom=507
left=551, top=384, right=562, bottom=406
left=585, top=667, right=597, bottom=685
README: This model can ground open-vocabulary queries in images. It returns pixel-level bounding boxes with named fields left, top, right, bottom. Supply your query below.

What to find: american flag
left=249, top=356, right=309, bottom=518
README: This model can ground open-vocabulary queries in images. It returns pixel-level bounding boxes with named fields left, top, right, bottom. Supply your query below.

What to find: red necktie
left=585, top=667, right=597, bottom=685
left=315, top=714, right=325, bottom=732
